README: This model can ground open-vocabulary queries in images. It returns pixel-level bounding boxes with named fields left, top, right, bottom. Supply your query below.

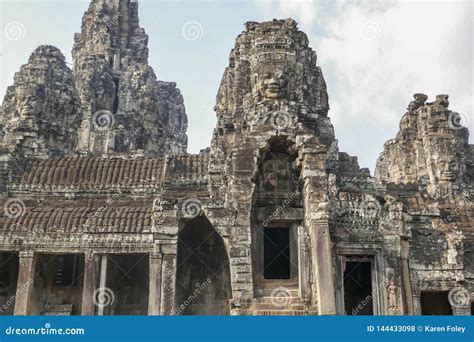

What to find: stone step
left=251, top=298, right=302, bottom=308
left=252, top=310, right=312, bottom=316
left=255, top=288, right=299, bottom=297
left=42, top=304, right=73, bottom=316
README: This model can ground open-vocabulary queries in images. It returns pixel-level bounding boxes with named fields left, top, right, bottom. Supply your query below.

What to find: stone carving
left=72, top=0, right=187, bottom=156
left=0, top=46, right=82, bottom=158
left=0, top=3, right=472, bottom=317
left=375, top=93, right=472, bottom=199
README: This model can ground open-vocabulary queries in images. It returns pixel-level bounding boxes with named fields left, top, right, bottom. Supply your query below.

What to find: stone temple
left=0, top=0, right=472, bottom=316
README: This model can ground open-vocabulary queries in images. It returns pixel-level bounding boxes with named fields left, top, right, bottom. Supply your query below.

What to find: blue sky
left=1, top=0, right=472, bottom=172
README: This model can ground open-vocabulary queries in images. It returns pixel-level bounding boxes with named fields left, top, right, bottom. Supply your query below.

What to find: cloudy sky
left=1, top=0, right=472, bottom=172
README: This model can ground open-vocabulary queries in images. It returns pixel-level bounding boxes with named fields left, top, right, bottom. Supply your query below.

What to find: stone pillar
left=298, top=225, right=311, bottom=303
left=148, top=251, right=163, bottom=315
left=400, top=238, right=414, bottom=315
left=302, top=146, right=336, bottom=315
left=412, top=290, right=422, bottom=315
left=13, top=250, right=36, bottom=315
left=312, top=219, right=336, bottom=315
left=160, top=243, right=177, bottom=315
left=97, top=255, right=108, bottom=316
left=81, top=252, right=98, bottom=315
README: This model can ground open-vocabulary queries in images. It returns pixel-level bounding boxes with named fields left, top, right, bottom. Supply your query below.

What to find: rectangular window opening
left=344, top=261, right=373, bottom=315
left=263, top=227, right=290, bottom=279
left=420, top=291, right=453, bottom=315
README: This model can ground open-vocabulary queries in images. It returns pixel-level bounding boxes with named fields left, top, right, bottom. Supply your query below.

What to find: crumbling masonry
left=0, top=0, right=472, bottom=316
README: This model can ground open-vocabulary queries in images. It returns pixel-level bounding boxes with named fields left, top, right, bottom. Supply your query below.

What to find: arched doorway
left=175, top=215, right=231, bottom=315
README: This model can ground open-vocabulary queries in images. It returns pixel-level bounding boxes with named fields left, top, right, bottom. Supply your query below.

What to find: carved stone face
left=17, top=91, right=40, bottom=119
left=259, top=69, right=288, bottom=100
left=439, top=159, right=459, bottom=182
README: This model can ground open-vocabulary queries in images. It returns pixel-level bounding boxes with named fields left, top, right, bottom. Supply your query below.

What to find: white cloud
left=254, top=0, right=473, bottom=170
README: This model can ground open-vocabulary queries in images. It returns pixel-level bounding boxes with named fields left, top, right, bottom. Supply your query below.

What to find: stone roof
left=9, top=154, right=210, bottom=192
left=0, top=199, right=153, bottom=233
left=12, top=157, right=166, bottom=188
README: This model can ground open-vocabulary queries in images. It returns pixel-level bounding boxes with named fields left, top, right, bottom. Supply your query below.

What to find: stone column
left=97, top=255, right=108, bottom=316
left=160, top=243, right=177, bottom=315
left=148, top=251, right=163, bottom=315
left=13, top=250, right=36, bottom=315
left=81, top=252, right=98, bottom=315
left=302, top=146, right=336, bottom=315
left=298, top=225, right=311, bottom=303
left=412, top=290, right=422, bottom=315
left=400, top=238, right=414, bottom=315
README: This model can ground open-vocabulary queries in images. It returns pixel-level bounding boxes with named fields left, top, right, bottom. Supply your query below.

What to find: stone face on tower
left=73, top=0, right=188, bottom=156
left=0, top=45, right=82, bottom=159
left=375, top=93, right=473, bottom=200
left=213, top=19, right=334, bottom=149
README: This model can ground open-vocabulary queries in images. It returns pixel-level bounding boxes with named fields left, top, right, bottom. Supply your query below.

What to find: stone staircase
left=247, top=285, right=317, bottom=316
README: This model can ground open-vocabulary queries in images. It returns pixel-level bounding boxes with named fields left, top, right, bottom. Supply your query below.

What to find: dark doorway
left=34, top=254, right=84, bottom=315
left=420, top=291, right=453, bottom=315
left=105, top=254, right=149, bottom=315
left=176, top=216, right=231, bottom=315
left=344, top=261, right=373, bottom=315
left=0, top=253, right=19, bottom=315
left=264, top=227, right=290, bottom=279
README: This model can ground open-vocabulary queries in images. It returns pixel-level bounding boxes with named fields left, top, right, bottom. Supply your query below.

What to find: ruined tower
left=73, top=0, right=188, bottom=156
